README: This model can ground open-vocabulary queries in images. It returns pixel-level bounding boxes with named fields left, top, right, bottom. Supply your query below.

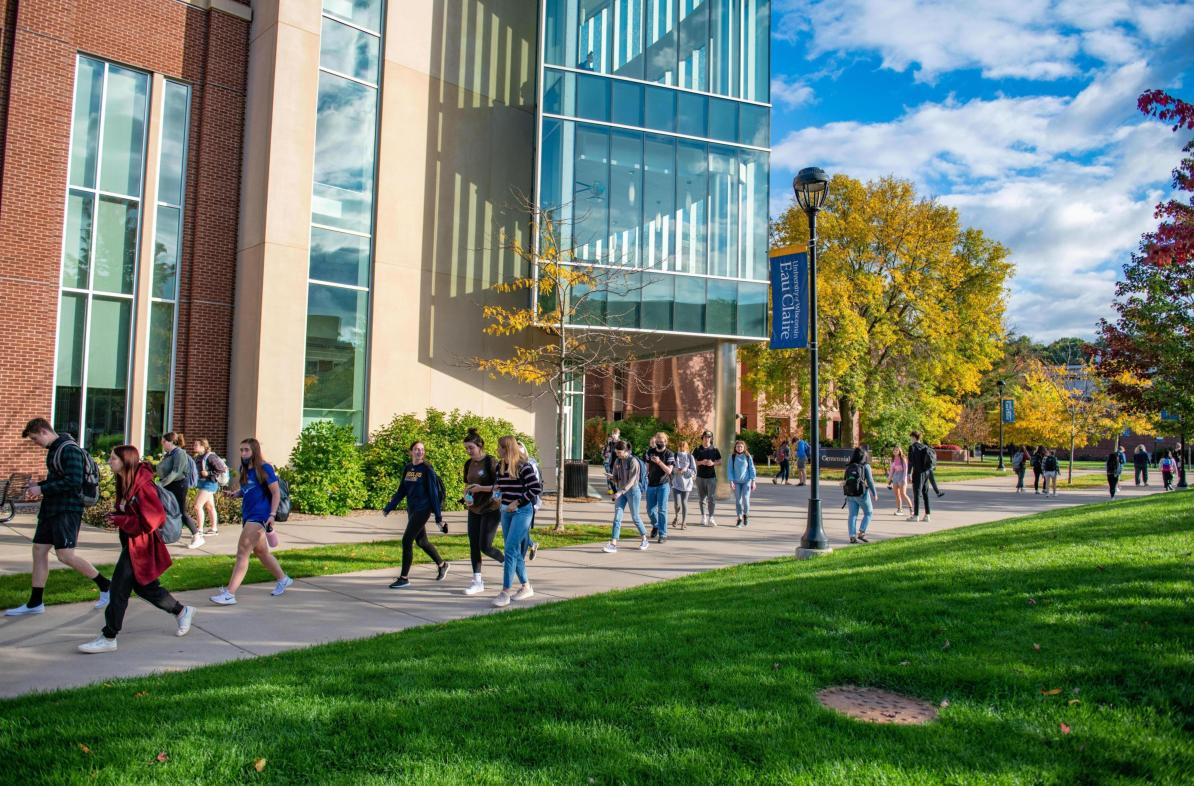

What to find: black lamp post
left=997, top=379, right=1006, bottom=471
left=794, top=167, right=830, bottom=552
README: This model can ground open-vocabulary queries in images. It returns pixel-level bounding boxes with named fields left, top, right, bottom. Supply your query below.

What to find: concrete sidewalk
left=0, top=472, right=1159, bottom=698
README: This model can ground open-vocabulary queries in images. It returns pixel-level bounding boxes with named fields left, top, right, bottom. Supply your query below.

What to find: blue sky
left=766, top=0, right=1194, bottom=342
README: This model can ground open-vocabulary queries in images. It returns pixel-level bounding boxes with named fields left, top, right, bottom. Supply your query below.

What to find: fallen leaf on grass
left=1068, top=699, right=1081, bottom=706
left=154, top=752, right=168, bottom=764
left=939, top=699, right=951, bottom=708
left=772, top=662, right=781, bottom=671
left=941, top=640, right=951, bottom=651
left=1027, top=598, right=1037, bottom=606
left=899, top=660, right=911, bottom=666
left=1060, top=723, right=1071, bottom=734
left=1096, top=565, right=1105, bottom=572
left=1042, top=688, right=1062, bottom=696
left=78, top=744, right=91, bottom=755
left=1032, top=643, right=1041, bottom=651
left=133, top=691, right=149, bottom=698
left=254, top=758, right=267, bottom=772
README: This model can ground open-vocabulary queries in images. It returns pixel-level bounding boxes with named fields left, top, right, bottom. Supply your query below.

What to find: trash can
left=563, top=461, right=589, bottom=498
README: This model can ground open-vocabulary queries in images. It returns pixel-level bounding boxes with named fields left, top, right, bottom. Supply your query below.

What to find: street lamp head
left=793, top=167, right=830, bottom=214
left=997, top=379, right=1005, bottom=391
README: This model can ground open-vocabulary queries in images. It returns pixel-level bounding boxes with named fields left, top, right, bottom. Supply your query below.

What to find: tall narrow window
left=54, top=56, right=150, bottom=451
left=144, top=80, right=191, bottom=451
left=302, top=1, right=385, bottom=439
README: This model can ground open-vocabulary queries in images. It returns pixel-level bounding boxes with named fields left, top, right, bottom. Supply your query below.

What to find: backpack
left=51, top=437, right=101, bottom=507
left=1044, top=456, right=1059, bottom=472
left=1012, top=451, right=1025, bottom=470
left=528, top=458, right=543, bottom=511
left=183, top=451, right=199, bottom=488
left=843, top=462, right=867, bottom=497
left=274, top=476, right=292, bottom=522
left=1106, top=454, right=1120, bottom=474
left=1161, top=458, right=1175, bottom=472
left=925, top=445, right=938, bottom=470
left=418, top=463, right=446, bottom=509
left=636, top=456, right=649, bottom=495
left=153, top=482, right=183, bottom=544
left=212, top=455, right=231, bottom=487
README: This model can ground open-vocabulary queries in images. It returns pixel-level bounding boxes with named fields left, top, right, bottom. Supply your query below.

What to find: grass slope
left=0, top=525, right=612, bottom=610
left=2, top=495, right=1192, bottom=785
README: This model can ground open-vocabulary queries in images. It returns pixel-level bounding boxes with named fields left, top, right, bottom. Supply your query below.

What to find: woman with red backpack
left=78, top=445, right=194, bottom=653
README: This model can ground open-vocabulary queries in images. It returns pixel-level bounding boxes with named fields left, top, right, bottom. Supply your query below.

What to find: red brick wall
left=0, top=0, right=248, bottom=474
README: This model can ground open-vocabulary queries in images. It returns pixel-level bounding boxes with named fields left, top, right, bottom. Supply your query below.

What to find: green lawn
left=0, top=525, right=612, bottom=610
left=3, top=496, right=1192, bottom=784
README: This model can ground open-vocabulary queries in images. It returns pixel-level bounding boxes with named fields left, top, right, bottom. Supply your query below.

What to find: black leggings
left=467, top=509, right=502, bottom=572
left=1108, top=475, right=1119, bottom=497
left=926, top=470, right=941, bottom=495
left=164, top=480, right=198, bottom=535
left=1032, top=467, right=1043, bottom=492
left=912, top=472, right=931, bottom=516
left=401, top=509, right=443, bottom=577
left=103, top=547, right=183, bottom=639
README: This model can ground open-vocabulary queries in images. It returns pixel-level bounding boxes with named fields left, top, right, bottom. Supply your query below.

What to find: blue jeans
left=499, top=504, right=534, bottom=589
left=847, top=495, right=873, bottom=537
left=645, top=484, right=670, bottom=538
left=733, top=482, right=752, bottom=517
left=612, top=487, right=645, bottom=541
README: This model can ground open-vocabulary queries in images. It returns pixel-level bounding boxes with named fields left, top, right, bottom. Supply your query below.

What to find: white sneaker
left=602, top=542, right=618, bottom=553
left=639, top=537, right=650, bottom=551
left=708, top=517, right=718, bottom=527
left=906, top=515, right=918, bottom=522
left=701, top=515, right=708, bottom=526
left=94, top=591, right=110, bottom=610
left=209, top=589, right=237, bottom=605
left=464, top=578, right=485, bottom=595
left=78, top=635, right=117, bottom=654
left=512, top=584, right=534, bottom=601
left=188, top=533, right=206, bottom=550
left=271, top=576, right=294, bottom=596
left=4, top=603, right=45, bottom=617
left=492, top=590, right=511, bottom=608
left=924, top=515, right=932, bottom=523
left=176, top=605, right=195, bottom=636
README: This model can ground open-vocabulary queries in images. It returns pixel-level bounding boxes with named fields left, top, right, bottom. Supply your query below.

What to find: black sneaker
left=650, top=527, right=658, bottom=539
left=857, top=533, right=869, bottom=542
left=527, top=541, right=539, bottom=561
left=936, top=492, right=945, bottom=498
left=389, top=577, right=410, bottom=589
left=436, top=563, right=450, bottom=581
left=849, top=537, right=858, bottom=544
left=438, top=520, right=449, bottom=534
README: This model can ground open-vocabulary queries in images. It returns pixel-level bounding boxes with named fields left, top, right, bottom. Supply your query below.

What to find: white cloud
left=771, top=76, right=815, bottom=109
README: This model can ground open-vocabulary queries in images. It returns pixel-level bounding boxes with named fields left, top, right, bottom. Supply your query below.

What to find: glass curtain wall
left=54, top=56, right=150, bottom=451
left=144, top=81, right=191, bottom=452
left=302, top=0, right=385, bottom=440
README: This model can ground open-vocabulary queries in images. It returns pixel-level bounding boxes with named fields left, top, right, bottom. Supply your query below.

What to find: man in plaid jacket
left=4, top=418, right=111, bottom=617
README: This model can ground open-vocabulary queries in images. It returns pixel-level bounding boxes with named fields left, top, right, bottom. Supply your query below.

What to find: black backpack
left=51, top=437, right=100, bottom=507
left=424, top=464, right=446, bottom=507
left=843, top=462, right=867, bottom=497
left=925, top=445, right=938, bottom=470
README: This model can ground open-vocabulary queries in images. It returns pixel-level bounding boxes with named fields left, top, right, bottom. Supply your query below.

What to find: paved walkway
left=0, top=471, right=1155, bottom=698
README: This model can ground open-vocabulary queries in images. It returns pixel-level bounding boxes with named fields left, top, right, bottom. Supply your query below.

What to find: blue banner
left=1161, top=410, right=1180, bottom=422
left=1001, top=399, right=1015, bottom=424
left=770, top=250, right=808, bottom=349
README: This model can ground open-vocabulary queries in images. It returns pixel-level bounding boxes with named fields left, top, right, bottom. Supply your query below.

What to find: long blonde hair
left=498, top=435, right=524, bottom=475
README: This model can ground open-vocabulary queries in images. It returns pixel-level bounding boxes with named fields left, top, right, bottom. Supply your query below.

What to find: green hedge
left=283, top=421, right=367, bottom=516
left=361, top=409, right=536, bottom=512
left=736, top=429, right=775, bottom=463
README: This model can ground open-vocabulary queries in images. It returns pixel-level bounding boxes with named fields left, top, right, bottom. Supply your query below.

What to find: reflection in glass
left=574, top=125, right=609, bottom=260
left=676, top=90, right=705, bottom=137
left=705, top=278, right=736, bottom=335
left=93, top=197, right=138, bottom=295
left=609, top=130, right=642, bottom=267
left=322, top=0, right=382, bottom=33
left=708, top=145, right=738, bottom=277
left=643, top=85, right=675, bottom=132
left=69, top=57, right=104, bottom=190
left=158, top=82, right=190, bottom=207
left=675, top=139, right=706, bottom=274
left=640, top=273, right=673, bottom=329
left=572, top=281, right=608, bottom=325
left=53, top=293, right=87, bottom=437
left=607, top=272, right=641, bottom=328
left=98, top=65, right=149, bottom=197
left=610, top=79, right=644, bottom=126
left=152, top=205, right=181, bottom=299
left=320, top=15, right=380, bottom=83
left=312, top=72, right=377, bottom=233
left=310, top=227, right=371, bottom=287
left=738, top=281, right=767, bottom=336
left=303, top=284, right=368, bottom=435
left=62, top=192, right=94, bottom=289
left=673, top=275, right=705, bottom=331
left=84, top=297, right=132, bottom=450
left=741, top=149, right=769, bottom=280
left=707, top=96, right=737, bottom=143
left=576, top=72, right=610, bottom=122
left=144, top=301, right=174, bottom=449
left=677, top=0, right=708, bottom=91
left=642, top=134, right=674, bottom=269
left=738, top=102, right=768, bottom=147
left=645, top=0, right=677, bottom=84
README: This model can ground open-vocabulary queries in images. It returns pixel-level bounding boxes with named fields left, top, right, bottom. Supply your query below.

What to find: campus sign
left=769, top=247, right=808, bottom=350
left=1001, top=399, right=1015, bottom=424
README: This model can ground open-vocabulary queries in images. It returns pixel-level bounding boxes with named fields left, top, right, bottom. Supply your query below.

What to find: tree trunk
left=554, top=327, right=567, bottom=533
left=837, top=395, right=853, bottom=447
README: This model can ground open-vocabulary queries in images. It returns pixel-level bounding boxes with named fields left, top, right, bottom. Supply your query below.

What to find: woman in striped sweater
left=492, top=435, right=542, bottom=608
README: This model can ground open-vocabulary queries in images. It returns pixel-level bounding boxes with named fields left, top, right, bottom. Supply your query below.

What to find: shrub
left=283, top=421, right=367, bottom=516
left=362, top=409, right=536, bottom=512
left=608, top=414, right=674, bottom=455
left=82, top=462, right=117, bottom=530
left=583, top=418, right=608, bottom=464
left=736, top=429, right=774, bottom=463
left=186, top=487, right=242, bottom=526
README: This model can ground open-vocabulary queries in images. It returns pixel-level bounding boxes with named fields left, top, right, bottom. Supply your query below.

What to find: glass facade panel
left=738, top=281, right=767, bottom=336
left=705, top=278, right=736, bottom=335
left=707, top=145, right=738, bottom=277
left=675, top=139, right=706, bottom=274
left=312, top=71, right=377, bottom=233
left=62, top=191, right=93, bottom=289
left=546, top=0, right=646, bottom=78
left=738, top=102, right=768, bottom=147
left=144, top=301, right=174, bottom=448
left=323, top=0, right=381, bottom=32
left=69, top=57, right=104, bottom=190
left=320, top=15, right=380, bottom=84
left=98, top=65, right=149, bottom=197
left=708, top=96, right=737, bottom=142
left=84, top=297, right=132, bottom=450
left=675, top=90, right=705, bottom=137
left=645, top=0, right=677, bottom=84
left=673, top=275, right=705, bottom=331
left=158, top=82, right=190, bottom=207
left=54, top=293, right=87, bottom=436
left=310, top=227, right=371, bottom=288
left=642, top=134, right=674, bottom=269
left=676, top=0, right=708, bottom=91
left=608, top=130, right=641, bottom=267
left=152, top=205, right=181, bottom=299
left=93, top=197, right=138, bottom=295
left=643, top=85, right=675, bottom=131
left=610, top=79, right=644, bottom=126
left=606, top=272, right=640, bottom=328
left=640, top=273, right=673, bottom=329
left=575, top=72, right=610, bottom=122
left=573, top=125, right=609, bottom=259
left=304, top=284, right=368, bottom=431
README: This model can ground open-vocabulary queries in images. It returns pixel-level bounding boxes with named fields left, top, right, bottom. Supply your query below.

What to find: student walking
left=602, top=427, right=621, bottom=495
left=78, top=445, right=194, bottom=653
left=382, top=441, right=449, bottom=589
left=6, top=418, right=111, bottom=617
left=843, top=447, right=878, bottom=544
left=671, top=440, right=695, bottom=529
left=492, top=435, right=541, bottom=607
left=191, top=438, right=227, bottom=536
left=1160, top=451, right=1177, bottom=491
left=644, top=432, right=675, bottom=543
left=461, top=430, right=502, bottom=595
left=728, top=440, right=757, bottom=527
left=773, top=440, right=791, bottom=484
left=603, top=440, right=649, bottom=553
left=907, top=432, right=932, bottom=522
left=693, top=430, right=721, bottom=526
left=1031, top=446, right=1046, bottom=493
left=1106, top=450, right=1123, bottom=498
left=517, top=441, right=542, bottom=562
left=924, top=444, right=945, bottom=498
left=888, top=446, right=910, bottom=514
left=157, top=432, right=202, bottom=549
left=1042, top=450, right=1061, bottom=495
left=1132, top=445, right=1150, bottom=486
left=1011, top=446, right=1031, bottom=492
left=209, top=439, right=293, bottom=605
left=795, top=436, right=810, bottom=485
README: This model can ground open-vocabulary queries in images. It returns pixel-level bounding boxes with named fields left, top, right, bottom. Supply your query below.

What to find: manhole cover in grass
left=817, top=685, right=938, bottom=725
